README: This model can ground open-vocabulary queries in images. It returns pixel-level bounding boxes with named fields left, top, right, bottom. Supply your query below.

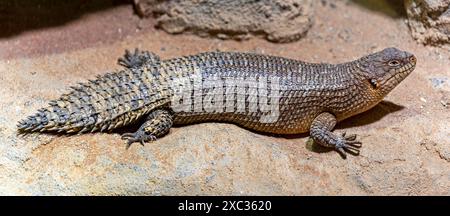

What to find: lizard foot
left=335, top=132, right=362, bottom=158
left=118, top=48, right=156, bottom=69
left=121, top=131, right=157, bottom=149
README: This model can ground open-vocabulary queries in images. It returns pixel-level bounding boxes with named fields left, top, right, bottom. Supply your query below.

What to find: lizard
left=17, top=47, right=417, bottom=158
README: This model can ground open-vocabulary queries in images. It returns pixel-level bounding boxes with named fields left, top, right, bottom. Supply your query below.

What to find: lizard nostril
left=409, top=56, right=416, bottom=63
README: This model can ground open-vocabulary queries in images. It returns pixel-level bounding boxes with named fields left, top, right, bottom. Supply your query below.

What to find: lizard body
left=18, top=48, right=416, bottom=157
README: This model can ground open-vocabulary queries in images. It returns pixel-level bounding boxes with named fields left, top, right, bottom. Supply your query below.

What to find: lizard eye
left=368, top=79, right=378, bottom=89
left=388, top=60, right=400, bottom=67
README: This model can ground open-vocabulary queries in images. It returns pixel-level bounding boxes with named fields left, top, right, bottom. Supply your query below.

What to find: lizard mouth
left=367, top=61, right=415, bottom=90
left=380, top=61, right=416, bottom=90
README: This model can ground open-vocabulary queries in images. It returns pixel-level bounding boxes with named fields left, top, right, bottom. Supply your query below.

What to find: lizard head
left=357, top=47, right=416, bottom=96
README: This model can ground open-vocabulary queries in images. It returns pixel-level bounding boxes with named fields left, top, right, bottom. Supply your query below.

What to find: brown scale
left=18, top=48, right=416, bottom=158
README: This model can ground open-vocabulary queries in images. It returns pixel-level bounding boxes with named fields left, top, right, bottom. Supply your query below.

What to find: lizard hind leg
left=121, top=109, right=173, bottom=149
left=117, top=48, right=160, bottom=69
left=309, top=112, right=362, bottom=158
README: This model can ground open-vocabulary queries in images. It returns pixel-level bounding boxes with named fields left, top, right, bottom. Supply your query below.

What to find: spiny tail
left=17, top=68, right=166, bottom=134
left=17, top=107, right=57, bottom=133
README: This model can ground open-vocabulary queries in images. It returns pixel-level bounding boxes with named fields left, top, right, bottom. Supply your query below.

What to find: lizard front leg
left=121, top=109, right=173, bottom=149
left=117, top=48, right=160, bottom=69
left=310, top=112, right=362, bottom=158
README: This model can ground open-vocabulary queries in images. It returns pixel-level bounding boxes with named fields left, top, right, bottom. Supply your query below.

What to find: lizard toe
left=121, top=133, right=135, bottom=140
left=121, top=131, right=157, bottom=149
left=118, top=48, right=149, bottom=69
left=336, top=147, right=347, bottom=159
left=341, top=132, right=357, bottom=141
left=346, top=140, right=362, bottom=147
left=335, top=136, right=362, bottom=157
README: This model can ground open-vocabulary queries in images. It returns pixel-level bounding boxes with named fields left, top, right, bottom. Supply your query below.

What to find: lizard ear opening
left=368, top=79, right=379, bottom=89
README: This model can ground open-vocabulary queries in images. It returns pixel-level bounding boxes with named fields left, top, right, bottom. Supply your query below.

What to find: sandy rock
left=133, top=0, right=314, bottom=43
left=405, top=0, right=450, bottom=45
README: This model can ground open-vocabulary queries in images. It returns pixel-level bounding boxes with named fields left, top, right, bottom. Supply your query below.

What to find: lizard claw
left=335, top=133, right=362, bottom=158
left=121, top=131, right=156, bottom=149
left=117, top=49, right=132, bottom=68
left=118, top=48, right=153, bottom=69
left=341, top=132, right=357, bottom=141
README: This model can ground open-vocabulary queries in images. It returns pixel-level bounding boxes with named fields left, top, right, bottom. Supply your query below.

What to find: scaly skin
left=18, top=47, right=416, bottom=157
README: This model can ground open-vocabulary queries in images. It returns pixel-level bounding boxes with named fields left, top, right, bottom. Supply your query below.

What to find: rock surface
left=405, top=0, right=450, bottom=45
left=133, top=0, right=314, bottom=43
left=0, top=1, right=449, bottom=195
